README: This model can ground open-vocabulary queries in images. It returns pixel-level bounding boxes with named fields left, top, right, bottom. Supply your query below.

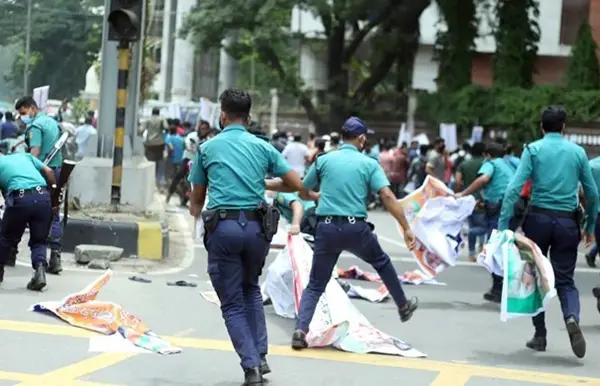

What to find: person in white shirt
left=282, top=133, right=310, bottom=177
left=75, top=117, right=97, bottom=159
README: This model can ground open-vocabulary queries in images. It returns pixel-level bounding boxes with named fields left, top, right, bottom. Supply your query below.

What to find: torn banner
left=478, top=230, right=557, bottom=322
left=397, top=176, right=475, bottom=279
left=30, top=269, right=181, bottom=355
left=270, top=235, right=425, bottom=357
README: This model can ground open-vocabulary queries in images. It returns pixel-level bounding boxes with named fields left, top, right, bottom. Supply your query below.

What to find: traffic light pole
left=111, top=41, right=131, bottom=207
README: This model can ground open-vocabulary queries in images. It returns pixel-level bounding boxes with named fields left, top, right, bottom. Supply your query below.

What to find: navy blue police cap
left=341, top=116, right=375, bottom=137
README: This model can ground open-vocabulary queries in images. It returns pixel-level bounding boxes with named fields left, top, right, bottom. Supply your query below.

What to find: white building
left=293, top=0, right=596, bottom=91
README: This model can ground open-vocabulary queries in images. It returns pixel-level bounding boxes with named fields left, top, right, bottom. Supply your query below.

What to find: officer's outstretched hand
left=403, top=229, right=417, bottom=250
left=582, top=231, right=595, bottom=248
left=289, top=224, right=300, bottom=235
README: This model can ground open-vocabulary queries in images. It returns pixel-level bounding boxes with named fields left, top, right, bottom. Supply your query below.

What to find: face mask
left=21, top=115, right=32, bottom=125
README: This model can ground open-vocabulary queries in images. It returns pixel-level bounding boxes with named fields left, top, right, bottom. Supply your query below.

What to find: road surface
left=0, top=207, right=600, bottom=385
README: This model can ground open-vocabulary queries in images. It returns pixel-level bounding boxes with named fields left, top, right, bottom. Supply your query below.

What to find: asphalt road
left=1, top=207, right=600, bottom=385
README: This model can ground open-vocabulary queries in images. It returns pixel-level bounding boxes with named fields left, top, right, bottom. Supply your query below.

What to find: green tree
left=493, top=0, right=540, bottom=88
left=434, top=0, right=479, bottom=91
left=0, top=0, right=102, bottom=99
left=181, top=0, right=430, bottom=133
left=566, top=22, right=600, bottom=90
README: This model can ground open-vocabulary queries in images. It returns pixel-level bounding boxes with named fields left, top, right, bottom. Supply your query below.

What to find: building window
left=560, top=0, right=590, bottom=45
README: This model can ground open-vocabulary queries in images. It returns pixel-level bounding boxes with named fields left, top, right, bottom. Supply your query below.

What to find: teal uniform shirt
left=303, top=143, right=389, bottom=218
left=589, top=156, right=600, bottom=214
left=26, top=113, right=62, bottom=168
left=498, top=133, right=598, bottom=232
left=188, top=124, right=291, bottom=210
left=0, top=153, right=47, bottom=194
left=274, top=192, right=316, bottom=223
left=478, top=158, right=515, bottom=204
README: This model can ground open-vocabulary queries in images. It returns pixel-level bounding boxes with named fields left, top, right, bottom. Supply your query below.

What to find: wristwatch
left=50, top=184, right=57, bottom=190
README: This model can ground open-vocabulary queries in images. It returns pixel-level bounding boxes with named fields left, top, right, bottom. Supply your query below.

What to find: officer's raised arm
left=579, top=151, right=598, bottom=242
left=372, top=165, right=416, bottom=249
left=264, top=147, right=303, bottom=193
left=498, top=146, right=533, bottom=230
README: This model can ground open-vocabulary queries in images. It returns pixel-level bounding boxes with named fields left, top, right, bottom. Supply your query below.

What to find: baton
left=43, top=132, right=69, bottom=165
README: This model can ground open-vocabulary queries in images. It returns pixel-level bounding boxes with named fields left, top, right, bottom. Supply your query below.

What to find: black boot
left=47, top=250, right=62, bottom=275
left=5, top=247, right=17, bottom=267
left=399, top=297, right=419, bottom=322
left=243, top=367, right=264, bottom=385
left=525, top=336, right=547, bottom=352
left=26, top=264, right=46, bottom=291
left=259, top=355, right=271, bottom=375
left=291, top=329, right=308, bottom=350
left=566, top=316, right=586, bottom=358
left=592, top=286, right=600, bottom=314
left=0, top=264, right=4, bottom=283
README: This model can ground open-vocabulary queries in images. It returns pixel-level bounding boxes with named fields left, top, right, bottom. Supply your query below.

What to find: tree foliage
left=492, top=0, right=540, bottom=88
left=0, top=0, right=102, bottom=99
left=181, top=0, right=431, bottom=133
left=434, top=0, right=479, bottom=91
left=566, top=22, right=600, bottom=91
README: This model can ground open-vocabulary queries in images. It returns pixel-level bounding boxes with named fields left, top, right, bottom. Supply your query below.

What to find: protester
left=139, top=107, right=168, bottom=187
left=0, top=112, right=18, bottom=140
left=306, top=132, right=316, bottom=151
left=426, top=137, right=446, bottom=181
left=407, top=144, right=429, bottom=189
left=165, top=124, right=185, bottom=183
left=308, top=138, right=326, bottom=165
left=282, top=133, right=311, bottom=178
left=75, top=116, right=97, bottom=159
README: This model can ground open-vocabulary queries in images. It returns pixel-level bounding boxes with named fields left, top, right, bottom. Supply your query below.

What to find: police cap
left=341, top=116, right=375, bottom=137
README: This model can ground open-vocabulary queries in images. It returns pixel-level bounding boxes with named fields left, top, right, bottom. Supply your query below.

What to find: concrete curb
left=61, top=218, right=169, bottom=261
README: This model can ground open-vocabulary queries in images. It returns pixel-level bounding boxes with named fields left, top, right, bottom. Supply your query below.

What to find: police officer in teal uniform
left=0, top=153, right=56, bottom=290
left=498, top=106, right=598, bottom=359
left=188, top=89, right=303, bottom=385
left=456, top=142, right=515, bottom=303
left=271, top=116, right=419, bottom=350
left=271, top=192, right=317, bottom=235
left=15, top=96, right=63, bottom=274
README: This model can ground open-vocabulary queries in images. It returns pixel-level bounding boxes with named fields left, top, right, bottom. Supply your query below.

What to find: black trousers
left=168, top=158, right=190, bottom=196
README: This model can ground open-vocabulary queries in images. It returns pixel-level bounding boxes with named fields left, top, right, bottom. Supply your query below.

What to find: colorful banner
left=478, top=230, right=557, bottom=321
left=30, top=270, right=181, bottom=355
left=397, top=176, right=475, bottom=278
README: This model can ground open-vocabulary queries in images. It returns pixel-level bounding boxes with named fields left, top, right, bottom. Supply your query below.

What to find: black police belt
left=10, top=186, right=47, bottom=197
left=530, top=206, right=576, bottom=219
left=210, top=209, right=260, bottom=222
left=318, top=215, right=366, bottom=224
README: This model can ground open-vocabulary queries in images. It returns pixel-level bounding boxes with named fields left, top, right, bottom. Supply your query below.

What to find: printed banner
left=397, top=176, right=475, bottom=278
left=286, top=235, right=425, bottom=356
left=30, top=270, right=181, bottom=355
left=478, top=230, right=557, bottom=321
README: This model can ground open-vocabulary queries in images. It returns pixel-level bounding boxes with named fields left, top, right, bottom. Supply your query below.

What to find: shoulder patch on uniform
left=277, top=195, right=285, bottom=204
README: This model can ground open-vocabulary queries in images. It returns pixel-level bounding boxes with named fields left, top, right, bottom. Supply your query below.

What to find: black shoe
left=47, top=250, right=62, bottom=275
left=260, top=355, right=271, bottom=375
left=525, top=336, right=547, bottom=352
left=0, top=264, right=4, bottom=283
left=399, top=297, right=419, bottom=322
left=291, top=329, right=308, bottom=350
left=592, top=287, right=600, bottom=314
left=483, top=291, right=501, bottom=303
left=586, top=253, right=597, bottom=268
left=5, top=247, right=17, bottom=267
left=26, top=264, right=46, bottom=291
left=243, top=367, right=264, bottom=385
left=566, top=316, right=586, bottom=358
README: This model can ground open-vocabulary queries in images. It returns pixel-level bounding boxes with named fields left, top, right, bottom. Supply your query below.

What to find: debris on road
left=88, top=259, right=110, bottom=270
left=167, top=280, right=197, bottom=287
left=129, top=275, right=152, bottom=283
left=29, top=269, right=181, bottom=355
left=75, top=244, right=124, bottom=264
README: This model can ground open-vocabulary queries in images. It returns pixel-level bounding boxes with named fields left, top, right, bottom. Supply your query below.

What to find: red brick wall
left=471, top=54, right=568, bottom=86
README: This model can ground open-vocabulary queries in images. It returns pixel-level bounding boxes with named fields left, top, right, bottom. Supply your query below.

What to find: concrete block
left=88, top=259, right=110, bottom=270
left=74, top=244, right=124, bottom=264
left=68, top=156, right=155, bottom=211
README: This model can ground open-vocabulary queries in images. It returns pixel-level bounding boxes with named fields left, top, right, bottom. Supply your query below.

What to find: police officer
left=456, top=142, right=515, bottom=303
left=270, top=116, right=419, bottom=350
left=498, top=106, right=598, bottom=359
left=188, top=89, right=303, bottom=385
left=15, top=96, right=63, bottom=274
left=0, top=153, right=56, bottom=290
left=268, top=191, right=317, bottom=236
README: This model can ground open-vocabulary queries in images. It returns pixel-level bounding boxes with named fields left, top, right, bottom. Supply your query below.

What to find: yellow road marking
left=14, top=353, right=136, bottom=385
left=430, top=370, right=472, bottom=385
left=1, top=319, right=600, bottom=385
left=0, top=371, right=35, bottom=382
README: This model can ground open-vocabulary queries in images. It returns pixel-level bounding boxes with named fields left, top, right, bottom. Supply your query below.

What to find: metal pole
left=24, top=0, right=32, bottom=94
left=111, top=41, right=130, bottom=207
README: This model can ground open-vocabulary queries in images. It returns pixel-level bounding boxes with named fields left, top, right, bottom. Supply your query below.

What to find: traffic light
left=108, top=0, right=143, bottom=42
